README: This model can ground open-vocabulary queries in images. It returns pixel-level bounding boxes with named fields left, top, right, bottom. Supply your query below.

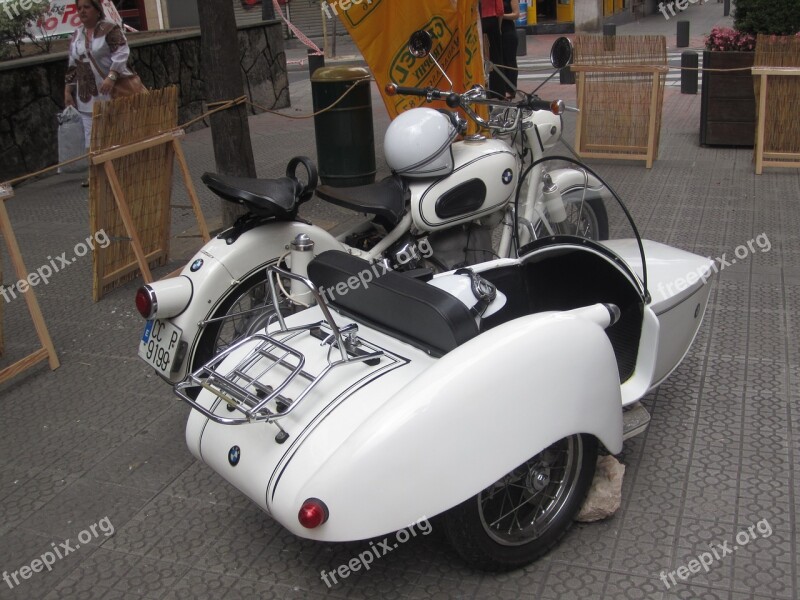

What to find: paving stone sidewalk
left=1, top=2, right=798, bottom=598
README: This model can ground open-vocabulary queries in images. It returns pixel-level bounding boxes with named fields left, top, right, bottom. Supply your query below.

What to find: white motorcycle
left=170, top=208, right=714, bottom=570
left=135, top=35, right=609, bottom=387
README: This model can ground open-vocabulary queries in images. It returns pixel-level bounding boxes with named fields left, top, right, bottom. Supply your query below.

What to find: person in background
left=500, top=0, right=521, bottom=99
left=480, top=0, right=506, bottom=98
left=64, top=0, right=133, bottom=185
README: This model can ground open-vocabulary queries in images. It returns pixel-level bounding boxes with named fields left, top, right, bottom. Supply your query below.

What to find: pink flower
left=705, top=27, right=756, bottom=51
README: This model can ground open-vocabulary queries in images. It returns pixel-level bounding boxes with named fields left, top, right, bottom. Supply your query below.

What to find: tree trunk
left=197, top=0, right=257, bottom=226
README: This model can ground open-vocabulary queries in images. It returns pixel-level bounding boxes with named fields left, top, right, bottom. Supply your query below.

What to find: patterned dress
left=65, top=21, right=133, bottom=145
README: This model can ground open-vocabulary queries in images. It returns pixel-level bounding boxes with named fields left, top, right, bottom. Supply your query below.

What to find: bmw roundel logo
left=190, top=258, right=204, bottom=272
left=502, top=169, right=513, bottom=185
left=228, top=446, right=241, bottom=466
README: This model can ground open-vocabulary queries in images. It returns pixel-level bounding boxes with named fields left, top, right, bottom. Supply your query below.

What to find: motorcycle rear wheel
left=443, top=433, right=597, bottom=571
left=192, top=262, right=290, bottom=372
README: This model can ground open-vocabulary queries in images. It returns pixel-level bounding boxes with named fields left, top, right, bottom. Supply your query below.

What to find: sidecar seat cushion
left=307, top=251, right=479, bottom=356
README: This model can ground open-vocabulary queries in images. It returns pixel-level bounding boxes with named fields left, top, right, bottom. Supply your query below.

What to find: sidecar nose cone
left=298, top=498, right=329, bottom=529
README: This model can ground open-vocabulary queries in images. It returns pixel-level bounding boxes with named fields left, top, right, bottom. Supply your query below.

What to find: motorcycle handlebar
left=385, top=83, right=564, bottom=118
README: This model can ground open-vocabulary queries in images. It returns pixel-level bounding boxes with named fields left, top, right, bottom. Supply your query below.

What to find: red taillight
left=298, top=498, right=328, bottom=528
left=135, top=286, right=156, bottom=319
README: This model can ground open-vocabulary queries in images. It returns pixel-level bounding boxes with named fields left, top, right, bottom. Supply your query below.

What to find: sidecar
left=175, top=235, right=713, bottom=570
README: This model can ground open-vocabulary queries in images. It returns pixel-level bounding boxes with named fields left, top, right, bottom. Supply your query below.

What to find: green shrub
left=0, top=3, right=50, bottom=59
left=734, top=0, right=800, bottom=36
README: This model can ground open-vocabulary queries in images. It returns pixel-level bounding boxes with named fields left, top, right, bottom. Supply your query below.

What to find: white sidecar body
left=178, top=237, right=713, bottom=542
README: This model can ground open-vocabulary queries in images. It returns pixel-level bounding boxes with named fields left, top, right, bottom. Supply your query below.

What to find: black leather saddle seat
left=201, top=172, right=300, bottom=220
left=315, top=176, right=407, bottom=229
left=307, top=251, right=479, bottom=357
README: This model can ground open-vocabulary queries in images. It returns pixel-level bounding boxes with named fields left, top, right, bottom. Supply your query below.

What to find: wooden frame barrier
left=90, top=129, right=210, bottom=287
left=572, top=65, right=669, bottom=169
left=0, top=184, right=59, bottom=384
left=752, top=67, right=800, bottom=174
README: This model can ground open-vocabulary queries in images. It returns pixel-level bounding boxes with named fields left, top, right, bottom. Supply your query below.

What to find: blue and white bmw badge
left=502, top=169, right=513, bottom=185
left=228, top=446, right=241, bottom=466
left=190, top=258, right=204, bottom=272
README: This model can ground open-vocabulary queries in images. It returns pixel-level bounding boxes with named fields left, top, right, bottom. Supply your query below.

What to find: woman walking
left=64, top=0, right=134, bottom=174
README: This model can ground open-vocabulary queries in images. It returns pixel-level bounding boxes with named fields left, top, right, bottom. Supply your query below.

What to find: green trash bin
left=311, top=66, right=376, bottom=187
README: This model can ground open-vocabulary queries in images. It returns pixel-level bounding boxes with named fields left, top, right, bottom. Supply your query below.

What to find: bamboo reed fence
left=572, top=35, right=668, bottom=169
left=89, top=87, right=183, bottom=301
left=752, top=34, right=800, bottom=174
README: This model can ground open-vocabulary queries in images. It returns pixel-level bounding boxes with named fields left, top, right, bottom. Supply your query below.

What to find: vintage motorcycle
left=140, top=31, right=716, bottom=571
left=135, top=35, right=611, bottom=385
left=171, top=224, right=714, bottom=570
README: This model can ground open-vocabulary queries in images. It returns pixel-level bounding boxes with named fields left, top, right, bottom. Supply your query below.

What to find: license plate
left=139, top=319, right=182, bottom=374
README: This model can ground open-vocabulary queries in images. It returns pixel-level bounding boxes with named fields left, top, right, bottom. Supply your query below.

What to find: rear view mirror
left=550, top=37, right=573, bottom=69
left=408, top=30, right=433, bottom=58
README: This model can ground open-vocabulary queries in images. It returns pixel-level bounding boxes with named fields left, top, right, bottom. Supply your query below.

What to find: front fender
left=272, top=309, right=623, bottom=541
left=547, top=167, right=605, bottom=195
left=158, top=222, right=345, bottom=382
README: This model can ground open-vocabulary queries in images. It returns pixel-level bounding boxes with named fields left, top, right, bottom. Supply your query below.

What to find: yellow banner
left=325, top=0, right=484, bottom=119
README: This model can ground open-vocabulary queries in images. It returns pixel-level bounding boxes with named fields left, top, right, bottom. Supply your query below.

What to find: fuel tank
left=409, top=138, right=517, bottom=232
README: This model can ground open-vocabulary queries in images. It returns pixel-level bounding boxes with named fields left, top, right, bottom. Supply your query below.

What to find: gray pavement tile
left=0, top=467, right=76, bottom=530
left=731, top=556, right=794, bottom=598
left=661, top=586, right=730, bottom=600
left=85, top=414, right=194, bottom=493
left=0, top=527, right=100, bottom=600
left=538, top=563, right=607, bottom=598
left=471, top=561, right=549, bottom=599
left=159, top=568, right=239, bottom=600
left=16, top=478, right=151, bottom=543
left=672, top=544, right=734, bottom=590
left=604, top=572, right=666, bottom=600
left=611, top=539, right=674, bottom=578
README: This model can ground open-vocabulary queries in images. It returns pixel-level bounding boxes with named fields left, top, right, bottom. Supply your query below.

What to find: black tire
left=192, top=261, right=288, bottom=372
left=443, top=434, right=598, bottom=571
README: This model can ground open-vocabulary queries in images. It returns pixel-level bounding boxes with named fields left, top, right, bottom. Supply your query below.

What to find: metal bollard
left=677, top=21, right=690, bottom=48
left=681, top=51, right=698, bottom=94
left=603, top=23, right=616, bottom=52
left=308, top=49, right=325, bottom=79
left=516, top=28, right=527, bottom=57
left=560, top=53, right=575, bottom=85
left=723, top=0, right=730, bottom=16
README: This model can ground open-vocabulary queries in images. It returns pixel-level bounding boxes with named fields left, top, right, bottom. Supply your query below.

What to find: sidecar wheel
left=443, top=433, right=597, bottom=571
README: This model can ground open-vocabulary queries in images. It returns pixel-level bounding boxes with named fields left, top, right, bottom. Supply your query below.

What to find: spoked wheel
left=192, top=263, right=293, bottom=371
left=534, top=188, right=609, bottom=241
left=444, top=434, right=598, bottom=571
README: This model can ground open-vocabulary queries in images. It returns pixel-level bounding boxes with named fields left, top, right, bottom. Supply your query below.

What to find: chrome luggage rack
left=174, top=266, right=387, bottom=436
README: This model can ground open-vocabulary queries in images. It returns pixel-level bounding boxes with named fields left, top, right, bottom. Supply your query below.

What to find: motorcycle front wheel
left=534, top=188, right=609, bottom=241
left=443, top=433, right=598, bottom=571
left=192, top=261, right=291, bottom=372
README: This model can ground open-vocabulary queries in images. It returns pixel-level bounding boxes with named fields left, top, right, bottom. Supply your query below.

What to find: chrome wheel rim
left=478, top=436, right=582, bottom=546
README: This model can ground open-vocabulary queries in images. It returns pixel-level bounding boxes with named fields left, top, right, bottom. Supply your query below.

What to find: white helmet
left=384, top=107, right=457, bottom=178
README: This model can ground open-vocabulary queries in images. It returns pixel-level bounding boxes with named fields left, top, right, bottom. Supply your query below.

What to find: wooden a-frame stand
left=0, top=184, right=60, bottom=384
left=91, top=129, right=210, bottom=285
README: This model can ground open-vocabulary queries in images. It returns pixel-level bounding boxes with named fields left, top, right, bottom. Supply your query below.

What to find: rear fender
left=272, top=309, right=623, bottom=541
left=152, top=222, right=345, bottom=382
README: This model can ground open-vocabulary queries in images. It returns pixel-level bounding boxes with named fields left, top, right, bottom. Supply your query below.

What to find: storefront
left=526, top=0, right=575, bottom=32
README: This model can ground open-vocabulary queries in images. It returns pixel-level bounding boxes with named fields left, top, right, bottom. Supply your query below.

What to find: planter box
left=700, top=51, right=756, bottom=146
